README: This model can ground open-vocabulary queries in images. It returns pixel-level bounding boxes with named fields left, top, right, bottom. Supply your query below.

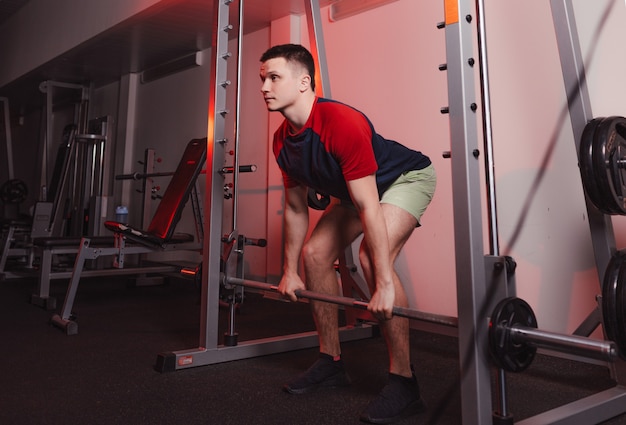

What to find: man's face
left=260, top=57, right=307, bottom=112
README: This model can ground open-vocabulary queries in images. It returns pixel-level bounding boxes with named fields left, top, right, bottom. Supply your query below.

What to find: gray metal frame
left=443, top=2, right=498, bottom=423
left=444, top=0, right=626, bottom=423
left=510, top=0, right=626, bottom=423
left=0, top=97, right=14, bottom=180
left=155, top=0, right=376, bottom=373
left=444, top=0, right=626, bottom=422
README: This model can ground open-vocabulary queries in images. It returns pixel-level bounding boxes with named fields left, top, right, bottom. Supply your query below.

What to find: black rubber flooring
left=1, top=276, right=625, bottom=424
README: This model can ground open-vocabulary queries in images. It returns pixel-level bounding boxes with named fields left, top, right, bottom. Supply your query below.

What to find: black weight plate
left=580, top=118, right=611, bottom=213
left=0, top=179, right=28, bottom=204
left=489, top=297, right=538, bottom=373
left=602, top=251, right=621, bottom=352
left=604, top=250, right=626, bottom=359
left=615, top=258, right=626, bottom=360
left=592, top=116, right=626, bottom=214
left=609, top=119, right=626, bottom=213
left=591, top=117, right=616, bottom=213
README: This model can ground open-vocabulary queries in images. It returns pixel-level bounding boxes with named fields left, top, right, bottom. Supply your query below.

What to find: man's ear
left=299, top=74, right=312, bottom=92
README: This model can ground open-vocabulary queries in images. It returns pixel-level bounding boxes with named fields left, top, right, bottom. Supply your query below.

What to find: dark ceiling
left=0, top=0, right=334, bottom=115
left=0, top=0, right=31, bottom=25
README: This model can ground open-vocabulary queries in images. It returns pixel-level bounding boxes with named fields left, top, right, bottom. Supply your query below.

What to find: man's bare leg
left=359, top=203, right=425, bottom=424
left=303, top=204, right=362, bottom=356
left=282, top=204, right=362, bottom=395
left=359, top=203, right=417, bottom=377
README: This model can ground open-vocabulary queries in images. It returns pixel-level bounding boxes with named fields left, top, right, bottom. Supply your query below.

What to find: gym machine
left=155, top=0, right=378, bottom=372
left=151, top=0, right=480, bottom=371
left=0, top=78, right=115, bottom=281
left=150, top=0, right=626, bottom=424
left=446, top=0, right=626, bottom=423
left=436, top=0, right=626, bottom=423
left=0, top=117, right=112, bottom=282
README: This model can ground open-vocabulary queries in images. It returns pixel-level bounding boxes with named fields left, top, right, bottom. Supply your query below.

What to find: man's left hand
left=368, top=285, right=395, bottom=321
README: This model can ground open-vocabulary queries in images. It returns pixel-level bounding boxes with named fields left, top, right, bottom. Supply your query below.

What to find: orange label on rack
left=444, top=0, right=459, bottom=25
left=178, top=356, right=193, bottom=366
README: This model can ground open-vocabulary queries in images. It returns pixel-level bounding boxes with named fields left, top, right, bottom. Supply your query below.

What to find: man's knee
left=302, top=240, right=334, bottom=271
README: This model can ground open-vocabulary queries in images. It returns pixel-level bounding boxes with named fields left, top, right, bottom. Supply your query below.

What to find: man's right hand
left=278, top=271, right=306, bottom=302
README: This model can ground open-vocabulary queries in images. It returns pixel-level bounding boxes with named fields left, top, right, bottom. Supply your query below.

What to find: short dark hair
left=260, top=44, right=316, bottom=91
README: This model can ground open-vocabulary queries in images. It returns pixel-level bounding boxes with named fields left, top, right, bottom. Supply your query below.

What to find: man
left=260, top=44, right=436, bottom=424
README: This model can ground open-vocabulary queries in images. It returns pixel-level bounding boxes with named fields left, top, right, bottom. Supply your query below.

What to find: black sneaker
left=283, top=353, right=351, bottom=394
left=359, top=371, right=425, bottom=424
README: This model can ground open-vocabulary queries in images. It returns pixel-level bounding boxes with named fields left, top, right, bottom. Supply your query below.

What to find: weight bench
left=48, top=137, right=207, bottom=335
left=0, top=217, right=32, bottom=276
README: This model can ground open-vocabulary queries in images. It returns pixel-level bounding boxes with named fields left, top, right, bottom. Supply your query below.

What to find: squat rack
left=155, top=0, right=626, bottom=424
left=157, top=0, right=375, bottom=370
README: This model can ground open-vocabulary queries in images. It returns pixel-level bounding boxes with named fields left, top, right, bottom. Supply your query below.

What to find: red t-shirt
left=273, top=97, right=430, bottom=200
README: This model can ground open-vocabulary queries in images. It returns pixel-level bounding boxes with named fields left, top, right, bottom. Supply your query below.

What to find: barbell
left=224, top=276, right=459, bottom=328
left=223, top=276, right=620, bottom=373
left=115, top=164, right=257, bottom=181
left=488, top=297, right=618, bottom=372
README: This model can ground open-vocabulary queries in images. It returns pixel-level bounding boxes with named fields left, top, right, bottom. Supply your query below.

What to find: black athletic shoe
left=359, top=371, right=425, bottom=424
left=283, top=353, right=351, bottom=394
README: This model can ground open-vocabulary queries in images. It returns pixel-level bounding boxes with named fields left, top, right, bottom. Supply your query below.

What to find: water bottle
left=115, top=205, right=128, bottom=224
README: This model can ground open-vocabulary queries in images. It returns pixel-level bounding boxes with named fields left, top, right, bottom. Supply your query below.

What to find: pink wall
left=251, top=0, right=626, bottom=331
left=256, top=1, right=457, bottom=316
left=316, top=2, right=457, bottom=316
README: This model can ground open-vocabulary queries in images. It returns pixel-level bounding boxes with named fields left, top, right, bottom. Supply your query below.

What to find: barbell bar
left=509, top=324, right=618, bottom=362
left=225, top=276, right=459, bottom=328
left=115, top=164, right=257, bottom=181
left=228, top=278, right=619, bottom=369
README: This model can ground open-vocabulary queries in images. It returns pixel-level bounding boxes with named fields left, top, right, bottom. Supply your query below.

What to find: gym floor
left=1, top=275, right=625, bottom=425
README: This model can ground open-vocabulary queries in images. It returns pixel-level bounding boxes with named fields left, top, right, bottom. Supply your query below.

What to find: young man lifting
left=260, top=44, right=436, bottom=424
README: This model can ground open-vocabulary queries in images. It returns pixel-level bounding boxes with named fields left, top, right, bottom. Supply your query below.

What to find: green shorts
left=380, top=164, right=436, bottom=226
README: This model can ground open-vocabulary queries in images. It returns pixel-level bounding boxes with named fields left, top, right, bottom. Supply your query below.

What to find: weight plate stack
left=580, top=118, right=613, bottom=213
left=591, top=116, right=626, bottom=214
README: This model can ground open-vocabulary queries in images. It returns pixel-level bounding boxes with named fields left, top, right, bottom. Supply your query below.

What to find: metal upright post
left=442, top=0, right=494, bottom=423
left=550, top=0, right=616, bottom=293
left=0, top=97, right=14, bottom=180
left=155, top=0, right=373, bottom=372
left=304, top=0, right=332, bottom=98
left=199, top=0, right=233, bottom=356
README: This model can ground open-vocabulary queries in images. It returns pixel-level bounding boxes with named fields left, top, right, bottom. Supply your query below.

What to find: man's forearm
left=282, top=203, right=309, bottom=274
left=361, top=205, right=393, bottom=289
